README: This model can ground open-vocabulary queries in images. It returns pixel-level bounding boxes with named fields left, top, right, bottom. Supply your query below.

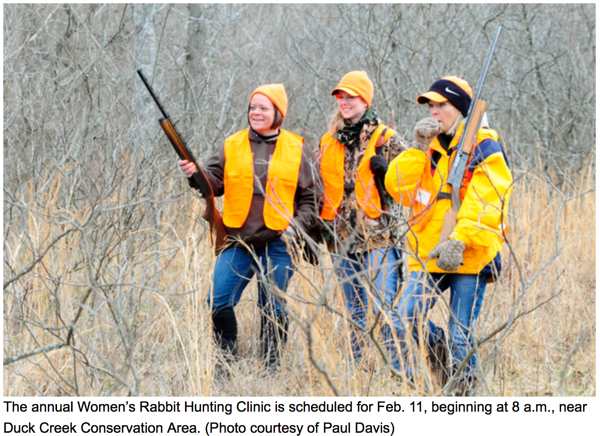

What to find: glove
left=369, top=155, right=388, bottom=179
left=429, top=239, right=466, bottom=271
left=413, top=117, right=443, bottom=152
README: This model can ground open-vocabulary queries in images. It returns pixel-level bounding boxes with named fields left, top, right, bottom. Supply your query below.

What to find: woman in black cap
left=385, top=76, right=513, bottom=394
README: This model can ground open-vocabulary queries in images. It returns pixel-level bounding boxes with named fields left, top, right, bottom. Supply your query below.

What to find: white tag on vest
left=416, top=189, right=431, bottom=205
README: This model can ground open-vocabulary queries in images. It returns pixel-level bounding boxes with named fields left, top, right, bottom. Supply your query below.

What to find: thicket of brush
left=3, top=3, right=595, bottom=397
left=4, top=156, right=595, bottom=396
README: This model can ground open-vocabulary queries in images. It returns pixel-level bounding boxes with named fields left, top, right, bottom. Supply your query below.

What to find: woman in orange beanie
left=178, top=84, right=321, bottom=373
left=317, top=70, right=408, bottom=370
left=385, top=76, right=513, bottom=394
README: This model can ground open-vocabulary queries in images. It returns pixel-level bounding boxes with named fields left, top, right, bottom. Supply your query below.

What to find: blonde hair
left=328, top=109, right=345, bottom=134
left=446, top=111, right=464, bottom=136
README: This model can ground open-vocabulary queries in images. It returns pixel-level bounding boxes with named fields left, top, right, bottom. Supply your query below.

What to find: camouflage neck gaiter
left=335, top=107, right=379, bottom=148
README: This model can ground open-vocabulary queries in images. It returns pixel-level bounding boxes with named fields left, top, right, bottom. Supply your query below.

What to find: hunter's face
left=249, top=94, right=277, bottom=135
left=335, top=90, right=367, bottom=125
left=429, top=100, right=461, bottom=134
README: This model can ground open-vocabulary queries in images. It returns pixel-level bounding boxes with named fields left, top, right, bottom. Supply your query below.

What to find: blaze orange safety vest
left=222, top=129, right=304, bottom=230
left=319, top=124, right=396, bottom=220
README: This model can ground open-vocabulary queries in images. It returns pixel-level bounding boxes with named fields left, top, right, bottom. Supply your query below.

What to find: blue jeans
left=209, top=238, right=294, bottom=316
left=335, top=248, right=401, bottom=364
left=398, top=271, right=488, bottom=378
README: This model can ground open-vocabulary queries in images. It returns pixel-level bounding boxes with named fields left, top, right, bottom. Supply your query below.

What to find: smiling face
left=428, top=100, right=461, bottom=134
left=249, top=93, right=278, bottom=136
left=335, top=90, right=367, bottom=124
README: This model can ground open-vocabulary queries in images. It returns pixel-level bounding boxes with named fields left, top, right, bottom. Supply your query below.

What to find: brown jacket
left=200, top=128, right=322, bottom=249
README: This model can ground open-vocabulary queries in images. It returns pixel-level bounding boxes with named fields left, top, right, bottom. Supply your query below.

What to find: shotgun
left=438, top=27, right=502, bottom=243
left=137, top=68, right=228, bottom=254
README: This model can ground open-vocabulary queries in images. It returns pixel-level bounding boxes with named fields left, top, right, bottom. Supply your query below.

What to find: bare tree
left=3, top=3, right=595, bottom=396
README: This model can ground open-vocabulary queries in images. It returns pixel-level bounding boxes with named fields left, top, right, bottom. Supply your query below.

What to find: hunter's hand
left=413, top=117, right=443, bottom=152
left=178, top=160, right=196, bottom=177
left=429, top=238, right=466, bottom=271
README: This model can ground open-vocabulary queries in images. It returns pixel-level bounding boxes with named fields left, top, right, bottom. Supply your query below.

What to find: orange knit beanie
left=250, top=84, right=288, bottom=119
left=331, top=71, right=374, bottom=107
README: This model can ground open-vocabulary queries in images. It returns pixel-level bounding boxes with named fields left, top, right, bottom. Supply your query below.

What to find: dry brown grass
left=3, top=161, right=595, bottom=397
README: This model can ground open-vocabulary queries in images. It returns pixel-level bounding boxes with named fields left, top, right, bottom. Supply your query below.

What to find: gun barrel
left=448, top=27, right=501, bottom=182
left=137, top=68, right=227, bottom=254
left=136, top=69, right=169, bottom=120
left=471, top=27, right=502, bottom=107
left=137, top=69, right=199, bottom=166
left=438, top=27, right=501, bottom=243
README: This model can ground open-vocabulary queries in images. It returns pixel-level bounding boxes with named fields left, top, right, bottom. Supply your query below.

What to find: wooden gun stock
left=439, top=99, right=487, bottom=242
left=201, top=193, right=229, bottom=255
left=159, top=117, right=195, bottom=162
left=439, top=191, right=460, bottom=243
left=460, top=99, right=488, bottom=155
left=159, top=118, right=228, bottom=254
left=436, top=26, right=501, bottom=245
left=136, top=68, right=228, bottom=255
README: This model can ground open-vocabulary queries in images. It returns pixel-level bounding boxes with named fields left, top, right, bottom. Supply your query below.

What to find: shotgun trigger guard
left=191, top=170, right=213, bottom=199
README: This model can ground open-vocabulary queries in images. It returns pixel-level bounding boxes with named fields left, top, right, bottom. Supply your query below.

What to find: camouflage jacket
left=318, top=120, right=408, bottom=254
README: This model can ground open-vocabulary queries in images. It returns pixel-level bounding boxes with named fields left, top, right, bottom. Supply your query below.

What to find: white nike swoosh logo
left=445, top=87, right=460, bottom=96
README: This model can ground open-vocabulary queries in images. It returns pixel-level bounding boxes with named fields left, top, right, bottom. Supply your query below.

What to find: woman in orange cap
left=318, top=70, right=408, bottom=370
left=385, top=76, right=513, bottom=394
left=178, top=84, right=321, bottom=372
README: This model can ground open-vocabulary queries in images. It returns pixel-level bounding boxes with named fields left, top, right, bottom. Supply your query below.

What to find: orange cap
left=331, top=71, right=374, bottom=107
left=250, top=84, right=288, bottom=119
